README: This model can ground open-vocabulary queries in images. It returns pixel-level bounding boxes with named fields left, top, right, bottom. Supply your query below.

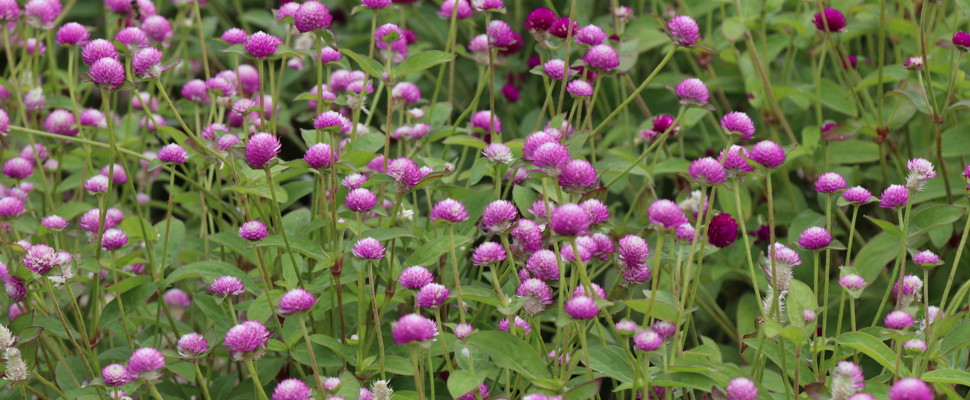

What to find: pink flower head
left=718, top=145, right=755, bottom=175
left=127, top=347, right=166, bottom=380
left=617, top=234, right=650, bottom=269
left=482, top=200, right=518, bottom=232
left=688, top=157, right=726, bottom=184
left=470, top=110, right=501, bottom=136
left=550, top=203, right=590, bottom=236
left=633, top=329, right=663, bottom=351
left=0, top=0, right=20, bottom=21
left=524, top=7, right=556, bottom=32
left=797, top=226, right=832, bottom=250
left=24, top=0, right=61, bottom=29
left=580, top=199, right=610, bottom=226
left=89, top=57, right=126, bottom=89
left=472, top=0, right=502, bottom=11
left=549, top=17, right=579, bottom=39
left=438, top=0, right=472, bottom=19
left=398, top=266, right=433, bottom=290
left=221, top=28, right=247, bottom=45
left=209, top=276, right=245, bottom=296
left=353, top=238, right=386, bottom=260
left=245, top=31, right=280, bottom=58
left=416, top=283, right=450, bottom=308
left=392, top=313, right=437, bottom=344
left=277, top=288, right=316, bottom=314
left=884, top=310, right=915, bottom=330
left=115, top=27, right=147, bottom=49
left=813, top=8, right=847, bottom=32
left=238, top=220, right=268, bottom=241
left=42, top=215, right=68, bottom=231
left=748, top=140, right=785, bottom=169
left=558, top=159, right=598, bottom=192
left=140, top=15, right=173, bottom=42
left=273, top=378, right=312, bottom=400
left=56, top=22, right=89, bottom=45
left=543, top=59, right=567, bottom=80
left=362, top=0, right=391, bottom=9
left=345, top=188, right=377, bottom=213
left=953, top=31, right=970, bottom=51
left=906, top=158, right=936, bottom=192
left=675, top=78, right=709, bottom=105
left=511, top=219, right=543, bottom=254
left=815, top=172, right=847, bottom=193
left=913, top=250, right=941, bottom=267
left=304, top=143, right=337, bottom=169
left=294, top=1, right=331, bottom=33
left=157, top=143, right=187, bottom=164
left=839, top=274, right=866, bottom=291
left=648, top=199, right=688, bottom=229
left=472, top=242, right=507, bottom=266
left=132, top=47, right=164, bottom=78
left=530, top=142, right=571, bottom=176
left=667, top=15, right=700, bottom=46
left=888, top=378, right=933, bottom=400
left=583, top=44, right=619, bottom=71
left=721, top=111, right=755, bottom=140
left=565, top=295, right=600, bottom=319
left=641, top=114, right=680, bottom=141
left=707, top=213, right=738, bottom=248
left=3, top=157, right=33, bottom=180
left=430, top=198, right=468, bottom=223
left=245, top=132, right=281, bottom=169
left=566, top=79, right=593, bottom=97
left=102, top=363, right=130, bottom=386
left=725, top=377, right=758, bottom=400
left=575, top=24, right=606, bottom=46
left=23, top=244, right=59, bottom=274
left=224, top=320, right=271, bottom=360
left=526, top=250, right=560, bottom=281
left=879, top=184, right=909, bottom=209
left=176, top=333, right=208, bottom=359
left=101, top=228, right=128, bottom=250
left=44, top=109, right=79, bottom=137
left=487, top=20, right=516, bottom=48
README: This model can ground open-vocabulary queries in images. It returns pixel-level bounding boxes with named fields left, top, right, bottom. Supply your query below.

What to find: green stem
left=299, top=314, right=328, bottom=396
left=263, top=168, right=303, bottom=287
left=243, top=360, right=270, bottom=400
left=941, top=211, right=970, bottom=313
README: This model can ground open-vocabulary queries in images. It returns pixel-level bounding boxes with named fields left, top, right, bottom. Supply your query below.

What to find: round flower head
left=815, top=172, right=846, bottom=193
left=542, top=59, right=567, bottom=81
left=44, top=109, right=79, bottom=136
left=157, top=143, right=187, bottom=164
left=24, top=0, right=61, bottom=29
left=813, top=8, right=847, bottom=32
left=127, top=347, right=166, bottom=380
left=56, top=22, right=89, bottom=45
left=294, top=1, right=331, bottom=33
left=353, top=238, right=386, bottom=260
left=675, top=78, right=709, bottom=105
left=102, top=363, right=130, bottom=386
left=718, top=145, right=755, bottom=175
left=904, top=338, right=926, bottom=353
left=362, top=0, right=391, bottom=9
left=617, top=234, right=650, bottom=269
left=633, top=329, right=663, bottom=351
left=115, top=27, right=147, bottom=49
left=725, top=377, right=758, bottom=400
left=342, top=173, right=367, bottom=190
left=574, top=24, right=606, bottom=46
left=689, top=157, right=726, bottom=184
left=438, top=0, right=472, bottom=19
left=481, top=200, right=518, bottom=232
left=391, top=82, right=421, bottom=105
left=884, top=310, right=915, bottom=330
left=101, top=229, right=128, bottom=250
left=721, top=111, right=755, bottom=140
left=888, top=378, right=933, bottom=400
left=221, top=28, right=247, bottom=45
left=558, top=159, right=598, bottom=191
left=89, top=57, right=126, bottom=89
left=839, top=274, right=867, bottom=291
left=472, top=242, right=507, bottom=266
left=416, top=283, right=450, bottom=308
left=86, top=175, right=108, bottom=194
left=913, top=250, right=941, bottom=267
left=667, top=15, right=700, bottom=46
left=652, top=320, right=676, bottom=339
left=321, top=376, right=341, bottom=392
left=954, top=31, right=970, bottom=51
left=278, top=288, right=316, bottom=314
left=622, top=265, right=650, bottom=285
left=0, top=197, right=24, bottom=217
left=879, top=185, right=909, bottom=209
left=648, top=199, right=688, bottom=230
left=566, top=79, right=593, bottom=97
left=470, top=110, right=501, bottom=136
left=906, top=158, right=936, bottom=192
left=549, top=17, right=579, bottom=38
left=163, top=288, right=191, bottom=308
left=140, top=15, right=173, bottom=42
left=483, top=143, right=513, bottom=164
left=392, top=313, right=437, bottom=344
left=273, top=378, right=312, bottom=400
left=313, top=111, right=351, bottom=133
left=676, top=223, right=696, bottom=242
left=565, top=295, right=599, bottom=319
left=550, top=203, right=590, bottom=236
left=132, top=47, right=164, bottom=78
left=487, top=20, right=516, bottom=48
left=398, top=266, right=433, bottom=290
left=0, top=110, right=8, bottom=133
left=217, top=135, right=240, bottom=151
left=583, top=44, right=619, bottom=71
left=472, top=0, right=502, bottom=11
left=181, top=79, right=209, bottom=103
left=707, top=213, right=739, bottom=248
left=430, top=198, right=468, bottom=223
left=239, top=220, right=269, bottom=241
left=374, top=23, right=405, bottom=51
left=580, top=200, right=610, bottom=226
left=517, top=278, right=553, bottom=315
left=82, top=39, right=118, bottom=65
left=452, top=323, right=476, bottom=340
left=511, top=219, right=543, bottom=253
left=303, top=143, right=337, bottom=169
left=42, top=215, right=68, bottom=231
left=210, top=276, right=245, bottom=296
left=0, top=0, right=20, bottom=21
left=524, top=7, right=556, bottom=32
left=842, top=186, right=872, bottom=204
left=615, top=320, right=639, bottom=334
left=177, top=333, right=208, bottom=358
left=830, top=361, right=865, bottom=399
left=531, top=142, right=571, bottom=176
left=246, top=31, right=280, bottom=58
left=748, top=140, right=785, bottom=169
left=526, top=250, right=560, bottom=281
left=345, top=188, right=377, bottom=213
left=224, top=320, right=271, bottom=360
left=3, top=157, right=34, bottom=180
left=797, top=226, right=832, bottom=250
left=641, top=114, right=680, bottom=141
left=245, top=132, right=281, bottom=169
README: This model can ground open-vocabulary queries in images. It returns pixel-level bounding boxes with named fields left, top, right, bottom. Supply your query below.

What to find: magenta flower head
left=294, top=0, right=331, bottom=33
left=550, top=17, right=579, bottom=39
left=127, top=347, right=166, bottom=381
left=675, top=78, right=709, bottom=106
left=707, top=213, right=738, bottom=248
left=23, top=245, right=59, bottom=274
left=487, top=20, right=516, bottom=48
left=641, top=114, right=680, bottom=141
left=416, top=283, right=450, bottom=308
left=363, top=0, right=391, bottom=8
left=398, top=266, right=433, bottom=290
left=632, top=329, right=663, bottom=351
left=648, top=200, right=688, bottom=230
left=0, top=110, right=9, bottom=134
left=210, top=275, right=246, bottom=296
left=221, top=28, right=247, bottom=45
left=299, top=143, right=336, bottom=169
left=721, top=111, right=755, bottom=140
left=667, top=15, right=700, bottom=46
left=353, top=238, right=386, bottom=260
left=273, top=378, right=312, bottom=400
left=517, top=278, right=553, bottom=315
left=24, top=0, right=61, bottom=29
left=0, top=0, right=20, bottom=21
left=392, top=313, right=437, bottom=344
left=531, top=142, right=571, bottom=176
left=558, top=159, right=598, bottom=192
left=748, top=140, right=785, bottom=169
left=42, top=215, right=68, bottom=231
left=457, top=385, right=490, bottom=400
left=842, top=186, right=872, bottom=204
left=906, top=158, right=936, bottom=192
left=104, top=0, right=131, bottom=14
left=470, top=110, right=501, bottom=136
left=725, top=377, right=758, bottom=400
left=345, top=188, right=377, bottom=213
left=115, top=27, right=148, bottom=49
left=177, top=333, right=209, bottom=358
left=550, top=203, right=590, bottom=236
left=904, top=338, right=927, bottom=353
left=719, top=145, right=755, bottom=176
left=954, top=32, right=970, bottom=51
left=245, top=31, right=280, bottom=58
left=884, top=310, right=915, bottom=330
left=524, top=7, right=556, bottom=32
left=583, top=44, right=619, bottom=71
left=278, top=288, right=316, bottom=314
left=839, top=273, right=867, bottom=291
left=3, top=157, right=34, bottom=180
left=482, top=200, right=519, bottom=233
left=430, top=198, right=469, bottom=223
left=0, top=196, right=24, bottom=218
left=101, top=229, right=129, bottom=250
left=82, top=39, right=118, bottom=65
left=472, top=242, right=507, bottom=266
left=89, top=57, right=127, bottom=90
left=157, top=143, right=187, bottom=164
left=565, top=295, right=600, bottom=319
left=164, top=289, right=191, bottom=308
left=224, top=320, right=271, bottom=360
left=526, top=250, right=560, bottom=281
left=617, top=234, right=650, bottom=269
left=483, top=143, right=513, bottom=164
left=239, top=220, right=269, bottom=241
left=132, top=47, right=164, bottom=78
left=453, top=323, right=475, bottom=340
left=689, top=157, right=726, bottom=185
left=566, top=79, right=594, bottom=97
left=438, top=0, right=472, bottom=19
left=815, top=172, right=847, bottom=193
left=879, top=184, right=909, bottom=209
left=913, top=250, right=942, bottom=267
left=102, top=364, right=130, bottom=386
left=575, top=25, right=606, bottom=46
left=44, top=109, right=79, bottom=137
left=889, top=378, right=933, bottom=400
left=798, top=226, right=832, bottom=250
left=56, top=22, right=89, bottom=45
left=830, top=361, right=865, bottom=399
left=813, top=8, right=847, bottom=32
left=245, top=132, right=281, bottom=169
left=141, top=15, right=173, bottom=42
left=581, top=199, right=611, bottom=225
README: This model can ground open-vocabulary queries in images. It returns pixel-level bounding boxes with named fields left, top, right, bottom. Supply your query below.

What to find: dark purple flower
left=707, top=213, right=738, bottom=248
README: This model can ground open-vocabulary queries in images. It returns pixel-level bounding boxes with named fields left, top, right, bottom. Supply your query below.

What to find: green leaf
left=623, top=290, right=680, bottom=322
left=563, top=380, right=601, bottom=400
left=468, top=331, right=550, bottom=379
left=443, top=135, right=487, bottom=150
left=922, top=369, right=970, bottom=387
left=853, top=233, right=900, bottom=284
left=864, top=216, right=902, bottom=237
left=785, top=279, right=816, bottom=332
left=447, top=371, right=487, bottom=398
left=907, top=205, right=965, bottom=238
left=827, top=140, right=880, bottom=164
left=587, top=346, right=635, bottom=383
left=836, top=331, right=910, bottom=376
left=154, top=218, right=185, bottom=268
left=404, top=235, right=471, bottom=266
left=819, top=79, right=858, bottom=116
left=888, top=89, right=931, bottom=115
left=255, top=235, right=329, bottom=261
left=226, top=182, right=290, bottom=203
left=340, top=48, right=384, bottom=78
left=121, top=215, right=159, bottom=242
left=395, top=50, right=454, bottom=77
left=721, top=17, right=745, bottom=42
left=161, top=260, right=257, bottom=292
left=652, top=372, right=717, bottom=392
left=364, top=227, right=416, bottom=241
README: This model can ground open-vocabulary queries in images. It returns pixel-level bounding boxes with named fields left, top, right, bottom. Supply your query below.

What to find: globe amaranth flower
left=273, top=378, right=312, bottom=400
left=294, top=0, right=331, bottom=33
left=42, top=215, right=68, bottom=231
left=524, top=7, right=556, bottom=32
left=23, top=244, right=62, bottom=275
left=707, top=213, right=738, bottom=248
left=565, top=79, right=593, bottom=98
left=24, top=0, right=61, bottom=29
left=913, top=250, right=941, bottom=267
left=482, top=142, right=513, bottom=164
left=688, top=157, right=726, bottom=184
left=101, top=229, right=128, bottom=250
left=363, top=0, right=392, bottom=8
left=904, top=338, right=927, bottom=353
left=725, top=377, right=758, bottom=400
left=813, top=8, right=846, bottom=32
left=581, top=199, right=610, bottom=226
left=892, top=275, right=923, bottom=307
left=486, top=20, right=516, bottom=48
left=430, top=198, right=468, bottom=223
left=481, top=200, right=518, bottom=232
left=224, top=320, right=271, bottom=360
left=615, top=320, right=638, bottom=334
left=667, top=15, right=700, bottom=46
left=81, top=41, right=117, bottom=67
left=457, top=384, right=491, bottom=400
left=526, top=250, right=560, bottom=281
left=583, top=44, right=619, bottom=71
left=0, top=0, right=21, bottom=21
left=344, top=188, right=377, bottom=213
left=517, top=278, right=553, bottom=316
left=879, top=184, right=909, bottom=209
left=115, top=27, right=147, bottom=49
left=675, top=78, right=709, bottom=105
left=550, top=203, right=590, bottom=236
left=815, top=172, right=847, bottom=193
left=839, top=273, right=866, bottom=291
left=574, top=24, right=606, bottom=46
left=888, top=378, right=933, bottom=400
left=277, top=288, right=316, bottom=314
left=549, top=17, right=579, bottom=39
left=721, top=111, right=755, bottom=140
left=471, top=242, right=507, bottom=266
left=245, top=132, right=281, bottom=169
left=438, top=0, right=472, bottom=19
left=718, top=145, right=755, bottom=176
left=3, top=157, right=34, bottom=180
left=246, top=31, right=281, bottom=58
left=633, top=329, right=662, bottom=351
left=415, top=283, right=449, bottom=308
left=177, top=333, right=209, bottom=358
left=954, top=31, right=970, bottom=51
left=470, top=110, right=501, bottom=136
left=398, top=266, right=433, bottom=290
left=0, top=110, right=9, bottom=134
left=530, top=142, right=570, bottom=176
left=221, top=28, right=247, bottom=45
left=89, top=57, right=127, bottom=90
left=132, top=47, right=164, bottom=78
left=102, top=363, right=130, bottom=386
left=830, top=361, right=865, bottom=400
left=906, top=158, right=936, bottom=192
left=648, top=199, right=687, bottom=230
left=127, top=347, right=166, bottom=381
left=748, top=140, right=785, bottom=169
left=884, top=310, right=915, bottom=330
left=353, top=238, right=386, bottom=259
left=558, top=159, right=598, bottom=192
left=303, top=143, right=337, bottom=169
left=392, top=313, right=437, bottom=344
left=511, top=219, right=543, bottom=254
left=141, top=15, right=173, bottom=42
left=617, top=234, right=650, bottom=270
left=797, top=226, right=832, bottom=250
left=56, top=22, right=89, bottom=45
left=565, top=295, right=600, bottom=319
left=640, top=114, right=680, bottom=142
left=237, top=220, right=269, bottom=242
left=210, top=275, right=245, bottom=296
left=842, top=186, right=872, bottom=204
